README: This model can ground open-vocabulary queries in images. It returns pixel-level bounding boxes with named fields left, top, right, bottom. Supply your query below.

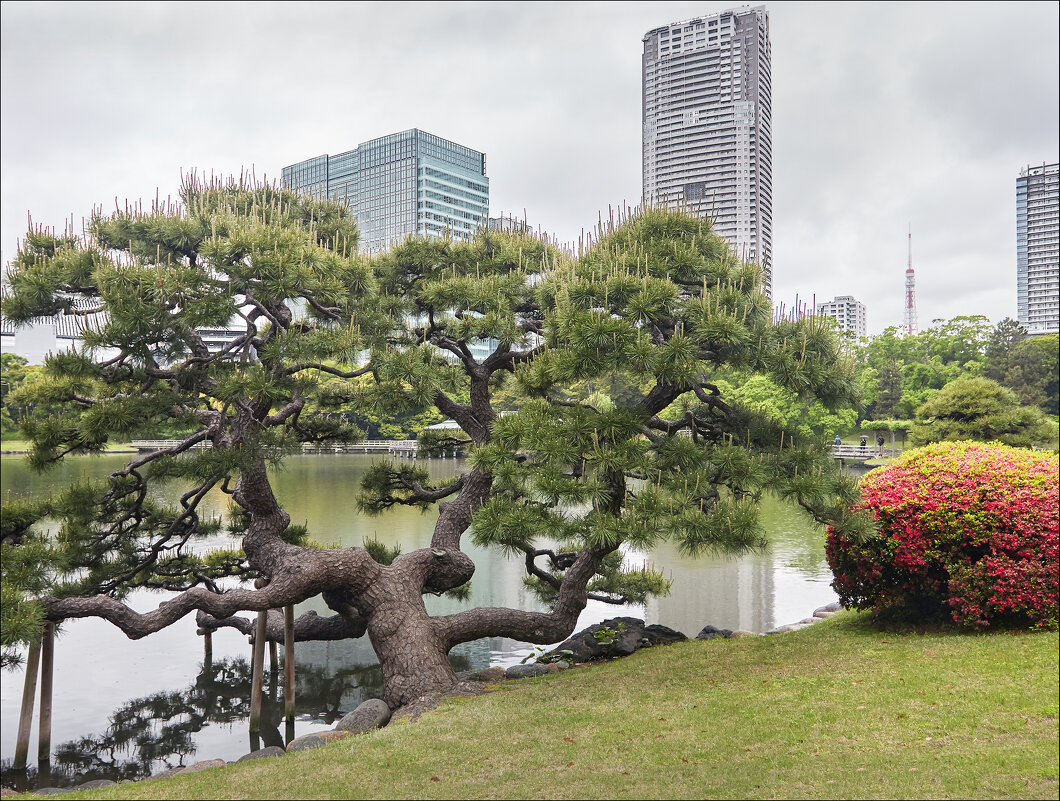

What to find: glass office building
left=282, top=129, right=489, bottom=253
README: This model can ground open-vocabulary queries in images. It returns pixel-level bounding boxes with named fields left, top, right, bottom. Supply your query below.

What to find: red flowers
left=826, top=441, right=1058, bottom=629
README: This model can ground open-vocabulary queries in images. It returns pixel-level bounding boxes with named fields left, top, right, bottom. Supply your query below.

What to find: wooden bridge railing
left=831, top=444, right=886, bottom=460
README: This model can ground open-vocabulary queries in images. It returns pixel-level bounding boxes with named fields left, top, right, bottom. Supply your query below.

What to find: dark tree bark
left=196, top=609, right=367, bottom=643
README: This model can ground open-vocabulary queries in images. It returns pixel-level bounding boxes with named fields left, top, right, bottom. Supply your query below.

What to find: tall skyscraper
left=1016, top=162, right=1059, bottom=336
left=642, top=5, right=773, bottom=296
left=282, top=129, right=489, bottom=253
left=817, top=295, right=867, bottom=339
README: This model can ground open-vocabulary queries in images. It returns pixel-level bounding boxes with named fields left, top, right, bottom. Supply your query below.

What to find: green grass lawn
left=36, top=611, right=1057, bottom=800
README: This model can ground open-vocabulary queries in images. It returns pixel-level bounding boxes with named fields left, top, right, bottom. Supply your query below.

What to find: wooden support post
left=38, top=622, right=55, bottom=767
left=203, top=630, right=213, bottom=672
left=13, top=635, right=42, bottom=770
left=268, top=641, right=279, bottom=703
left=249, top=610, right=267, bottom=734
left=249, top=577, right=268, bottom=736
left=284, top=604, right=295, bottom=724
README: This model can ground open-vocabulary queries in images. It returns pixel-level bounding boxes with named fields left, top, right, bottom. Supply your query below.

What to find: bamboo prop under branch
left=14, top=636, right=42, bottom=770
left=284, top=604, right=295, bottom=723
left=248, top=578, right=269, bottom=735
left=249, top=610, right=267, bottom=734
left=38, top=623, right=55, bottom=767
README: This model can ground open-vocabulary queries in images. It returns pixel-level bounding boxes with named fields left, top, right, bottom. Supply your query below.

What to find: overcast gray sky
left=2, top=1, right=1057, bottom=334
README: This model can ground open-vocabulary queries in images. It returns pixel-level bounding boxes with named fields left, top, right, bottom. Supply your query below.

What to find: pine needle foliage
left=0, top=175, right=378, bottom=661
left=1, top=188, right=871, bottom=683
left=465, top=208, right=872, bottom=605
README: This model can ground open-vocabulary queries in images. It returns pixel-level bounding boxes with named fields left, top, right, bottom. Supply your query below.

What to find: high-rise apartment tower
left=282, top=129, right=489, bottom=253
left=642, top=5, right=773, bottom=296
left=1016, top=162, right=1059, bottom=336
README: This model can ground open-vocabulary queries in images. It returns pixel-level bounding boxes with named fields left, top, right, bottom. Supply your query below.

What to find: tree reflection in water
left=0, top=655, right=390, bottom=791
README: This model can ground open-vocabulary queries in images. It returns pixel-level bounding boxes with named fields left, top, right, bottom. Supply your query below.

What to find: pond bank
left=10, top=612, right=1055, bottom=800
left=1, top=453, right=842, bottom=790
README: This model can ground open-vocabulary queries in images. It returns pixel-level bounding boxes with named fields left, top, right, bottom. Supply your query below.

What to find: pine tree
left=1, top=179, right=871, bottom=706
left=874, top=360, right=904, bottom=419
left=909, top=376, right=1056, bottom=448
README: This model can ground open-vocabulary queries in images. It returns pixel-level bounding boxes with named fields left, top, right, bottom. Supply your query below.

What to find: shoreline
left=1, top=449, right=137, bottom=455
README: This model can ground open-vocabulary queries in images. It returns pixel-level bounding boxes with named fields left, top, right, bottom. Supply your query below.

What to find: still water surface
left=1, top=453, right=841, bottom=788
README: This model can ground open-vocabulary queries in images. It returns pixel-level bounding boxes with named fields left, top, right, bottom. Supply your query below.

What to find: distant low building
left=816, top=295, right=867, bottom=338
left=487, top=215, right=532, bottom=235
left=0, top=285, right=116, bottom=364
left=1, top=280, right=248, bottom=365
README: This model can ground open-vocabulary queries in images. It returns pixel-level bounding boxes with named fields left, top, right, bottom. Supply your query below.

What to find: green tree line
left=856, top=315, right=1058, bottom=420
left=5, top=315, right=1057, bottom=447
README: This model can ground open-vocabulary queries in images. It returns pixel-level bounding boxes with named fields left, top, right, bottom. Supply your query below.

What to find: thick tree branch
left=173, top=321, right=211, bottom=361
left=195, top=608, right=368, bottom=642
left=44, top=540, right=383, bottom=638
left=692, top=383, right=738, bottom=423
left=243, top=293, right=283, bottom=331
left=283, top=362, right=372, bottom=379
left=430, top=332, right=480, bottom=374
left=639, top=381, right=685, bottom=417
left=481, top=343, right=545, bottom=375
left=301, top=294, right=344, bottom=320
left=115, top=429, right=211, bottom=475
left=264, top=397, right=305, bottom=427
left=520, top=546, right=624, bottom=604
left=437, top=545, right=614, bottom=648
left=432, top=389, right=493, bottom=445
left=523, top=547, right=564, bottom=591
left=403, top=475, right=466, bottom=503
left=429, top=467, right=493, bottom=552
left=43, top=584, right=293, bottom=639
left=648, top=411, right=695, bottom=434
left=546, top=396, right=600, bottom=413
left=183, top=325, right=255, bottom=369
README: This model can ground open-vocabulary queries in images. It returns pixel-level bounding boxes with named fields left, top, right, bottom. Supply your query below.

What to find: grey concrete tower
left=642, top=5, right=773, bottom=296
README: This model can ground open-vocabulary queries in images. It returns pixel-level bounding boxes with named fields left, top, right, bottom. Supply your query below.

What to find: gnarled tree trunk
left=365, top=599, right=458, bottom=708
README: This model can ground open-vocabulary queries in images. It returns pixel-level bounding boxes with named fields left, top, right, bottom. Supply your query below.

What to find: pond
left=0, top=452, right=846, bottom=790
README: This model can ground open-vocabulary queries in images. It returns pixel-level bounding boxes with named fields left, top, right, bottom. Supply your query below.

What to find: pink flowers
left=826, top=441, right=1059, bottom=629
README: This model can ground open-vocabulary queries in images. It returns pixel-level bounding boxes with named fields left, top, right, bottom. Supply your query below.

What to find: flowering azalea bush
left=826, top=441, right=1058, bottom=629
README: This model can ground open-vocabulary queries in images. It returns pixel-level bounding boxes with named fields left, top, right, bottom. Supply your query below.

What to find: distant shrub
left=826, top=441, right=1058, bottom=629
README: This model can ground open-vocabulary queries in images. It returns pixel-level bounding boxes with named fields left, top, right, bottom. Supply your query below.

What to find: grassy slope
left=45, top=612, right=1059, bottom=800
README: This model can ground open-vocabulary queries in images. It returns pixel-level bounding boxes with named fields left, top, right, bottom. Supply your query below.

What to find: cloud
left=2, top=1, right=1057, bottom=334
